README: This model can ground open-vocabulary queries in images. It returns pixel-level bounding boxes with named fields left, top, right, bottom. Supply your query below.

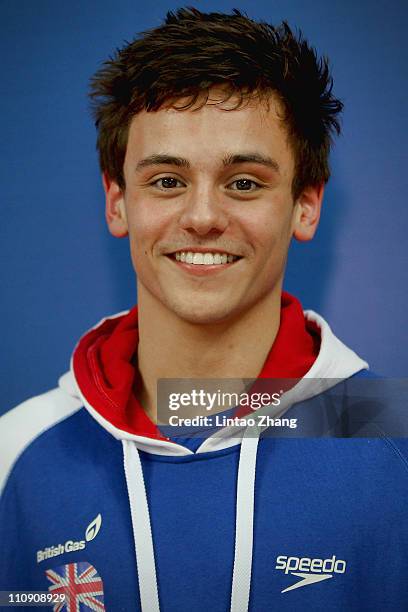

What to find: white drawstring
left=123, top=428, right=261, bottom=612
left=230, top=426, right=261, bottom=612
left=123, top=440, right=160, bottom=612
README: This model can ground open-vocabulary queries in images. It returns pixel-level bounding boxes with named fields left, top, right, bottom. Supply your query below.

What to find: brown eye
left=235, top=179, right=253, bottom=190
left=158, top=177, right=180, bottom=188
left=228, top=178, right=260, bottom=192
left=150, top=176, right=186, bottom=190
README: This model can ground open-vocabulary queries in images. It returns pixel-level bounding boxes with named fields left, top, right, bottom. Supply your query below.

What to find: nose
left=178, top=185, right=229, bottom=236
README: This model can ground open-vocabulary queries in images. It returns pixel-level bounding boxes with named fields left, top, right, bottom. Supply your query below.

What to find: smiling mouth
left=168, top=251, right=242, bottom=266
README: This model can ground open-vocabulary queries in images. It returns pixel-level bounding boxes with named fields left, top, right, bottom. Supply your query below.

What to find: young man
left=1, top=8, right=407, bottom=611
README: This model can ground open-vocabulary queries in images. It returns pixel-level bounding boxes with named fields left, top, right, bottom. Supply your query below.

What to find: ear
left=102, top=173, right=128, bottom=237
left=292, top=183, right=324, bottom=242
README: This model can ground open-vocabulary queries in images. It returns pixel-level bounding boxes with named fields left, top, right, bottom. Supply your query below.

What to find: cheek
left=236, top=208, right=293, bottom=253
left=123, top=212, right=151, bottom=267
left=126, top=208, right=168, bottom=253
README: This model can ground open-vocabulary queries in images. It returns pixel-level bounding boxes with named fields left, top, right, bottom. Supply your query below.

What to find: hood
left=66, top=291, right=368, bottom=456
left=63, top=292, right=368, bottom=612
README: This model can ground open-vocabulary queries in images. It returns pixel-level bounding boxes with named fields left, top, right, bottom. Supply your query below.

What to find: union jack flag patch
left=45, top=561, right=105, bottom=611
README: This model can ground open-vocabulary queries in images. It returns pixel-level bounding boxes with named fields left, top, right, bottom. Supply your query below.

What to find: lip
left=166, top=247, right=241, bottom=257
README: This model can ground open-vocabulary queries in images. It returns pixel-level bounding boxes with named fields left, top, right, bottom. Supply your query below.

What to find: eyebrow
left=135, top=154, right=190, bottom=171
left=135, top=152, right=280, bottom=173
left=222, top=153, right=280, bottom=173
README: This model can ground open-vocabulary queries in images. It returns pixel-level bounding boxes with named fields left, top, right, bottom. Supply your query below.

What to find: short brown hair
left=89, top=7, right=343, bottom=199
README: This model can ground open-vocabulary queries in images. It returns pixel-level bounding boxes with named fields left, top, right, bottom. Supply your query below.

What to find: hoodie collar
left=71, top=292, right=368, bottom=450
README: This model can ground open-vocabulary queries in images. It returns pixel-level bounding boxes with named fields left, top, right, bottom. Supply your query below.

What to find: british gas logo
left=275, top=554, right=347, bottom=593
left=85, top=514, right=102, bottom=542
left=36, top=514, right=102, bottom=563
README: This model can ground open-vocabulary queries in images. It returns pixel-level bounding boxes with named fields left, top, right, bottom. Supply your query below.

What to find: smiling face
left=104, top=92, right=323, bottom=325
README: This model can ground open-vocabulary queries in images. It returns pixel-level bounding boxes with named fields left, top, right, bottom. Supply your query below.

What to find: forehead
left=124, top=91, right=294, bottom=177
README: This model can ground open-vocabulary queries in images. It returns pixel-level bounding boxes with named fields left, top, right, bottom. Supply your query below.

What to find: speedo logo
left=36, top=514, right=102, bottom=563
left=276, top=554, right=347, bottom=593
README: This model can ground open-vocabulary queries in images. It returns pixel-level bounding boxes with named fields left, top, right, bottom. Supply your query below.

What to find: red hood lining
left=73, top=292, right=320, bottom=440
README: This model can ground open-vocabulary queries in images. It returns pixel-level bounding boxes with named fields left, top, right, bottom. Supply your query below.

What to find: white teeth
left=172, top=251, right=239, bottom=265
left=193, top=253, right=204, bottom=264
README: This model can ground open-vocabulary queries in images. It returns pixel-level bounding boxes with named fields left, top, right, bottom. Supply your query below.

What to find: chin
left=166, top=296, right=241, bottom=327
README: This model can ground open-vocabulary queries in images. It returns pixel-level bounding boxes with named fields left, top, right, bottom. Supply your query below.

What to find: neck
left=136, top=285, right=282, bottom=422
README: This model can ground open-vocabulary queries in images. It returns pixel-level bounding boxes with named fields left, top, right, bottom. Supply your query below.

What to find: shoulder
left=344, top=372, right=408, bottom=466
left=0, top=372, right=83, bottom=495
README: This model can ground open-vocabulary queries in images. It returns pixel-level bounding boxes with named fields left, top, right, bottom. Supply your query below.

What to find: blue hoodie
left=1, top=296, right=407, bottom=611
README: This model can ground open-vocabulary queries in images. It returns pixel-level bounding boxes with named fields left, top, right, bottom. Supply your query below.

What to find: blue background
left=1, top=0, right=407, bottom=414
